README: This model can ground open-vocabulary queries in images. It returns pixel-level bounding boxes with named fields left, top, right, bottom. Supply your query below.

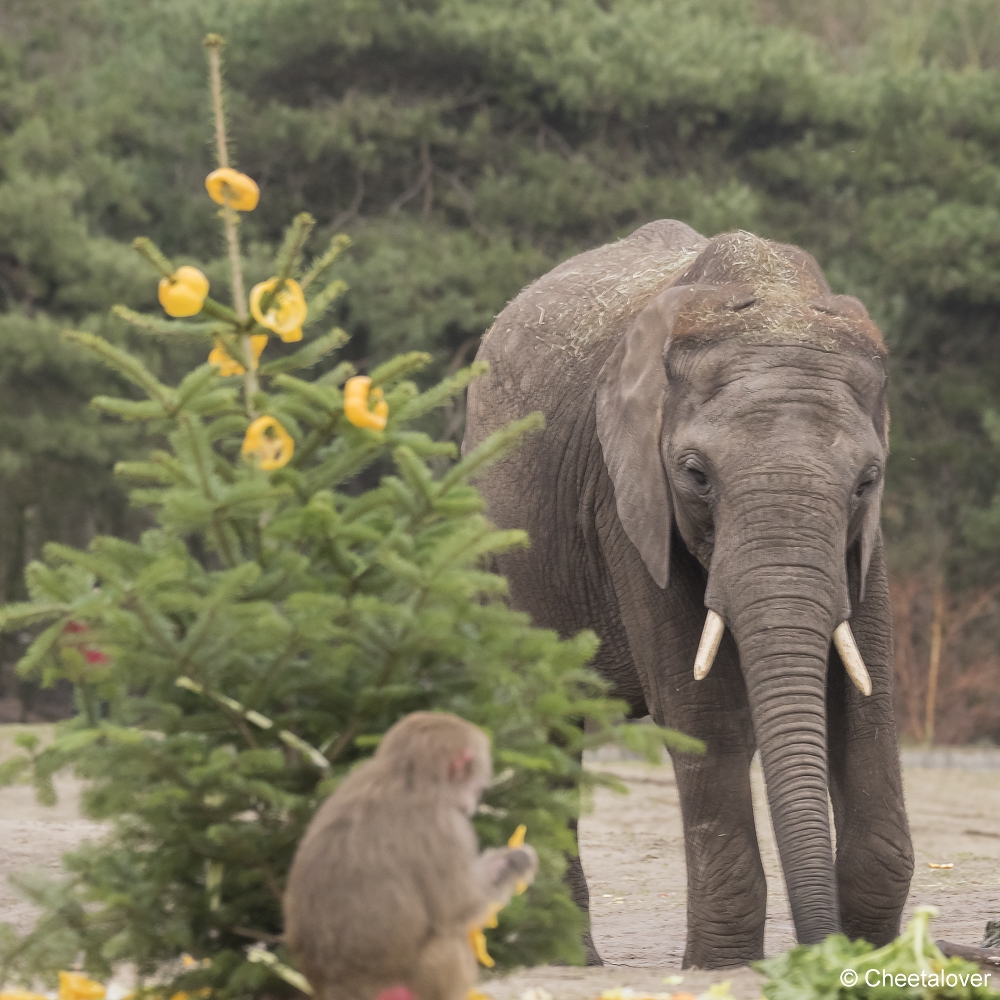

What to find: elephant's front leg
left=658, top=628, right=767, bottom=968
left=827, top=546, right=913, bottom=945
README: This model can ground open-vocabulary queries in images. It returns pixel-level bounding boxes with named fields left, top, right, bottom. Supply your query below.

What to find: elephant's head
left=595, top=231, right=889, bottom=944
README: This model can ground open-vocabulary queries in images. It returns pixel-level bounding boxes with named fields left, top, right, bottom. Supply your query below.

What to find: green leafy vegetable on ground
left=756, top=907, right=1000, bottom=1000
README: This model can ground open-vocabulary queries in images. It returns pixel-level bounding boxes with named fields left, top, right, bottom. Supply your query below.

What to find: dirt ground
left=2, top=728, right=999, bottom=1000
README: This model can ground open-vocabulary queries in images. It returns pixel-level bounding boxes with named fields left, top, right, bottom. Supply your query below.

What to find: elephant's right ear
left=594, top=286, right=697, bottom=588
left=597, top=289, right=676, bottom=587
left=597, top=283, right=754, bottom=588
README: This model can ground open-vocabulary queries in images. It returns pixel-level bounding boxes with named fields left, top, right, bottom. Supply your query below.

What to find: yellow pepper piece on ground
left=467, top=992, right=494, bottom=1000
left=208, top=334, right=267, bottom=376
left=158, top=266, right=209, bottom=318
left=249, top=278, right=307, bottom=342
left=343, top=375, right=389, bottom=430
left=703, top=984, right=732, bottom=998
left=205, top=168, right=259, bottom=211
left=598, top=991, right=679, bottom=1000
left=58, top=972, right=106, bottom=1000
left=241, top=415, right=295, bottom=471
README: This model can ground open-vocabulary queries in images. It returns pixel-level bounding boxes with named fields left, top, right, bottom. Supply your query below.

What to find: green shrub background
left=4, top=0, right=1000, bottom=612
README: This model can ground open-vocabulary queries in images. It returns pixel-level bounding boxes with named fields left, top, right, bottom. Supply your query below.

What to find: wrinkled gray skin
left=462, top=221, right=914, bottom=968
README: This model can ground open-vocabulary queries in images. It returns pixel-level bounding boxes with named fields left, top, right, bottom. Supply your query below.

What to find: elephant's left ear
left=596, top=283, right=748, bottom=588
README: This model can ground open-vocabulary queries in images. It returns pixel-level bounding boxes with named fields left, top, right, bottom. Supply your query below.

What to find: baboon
left=284, top=712, right=538, bottom=1000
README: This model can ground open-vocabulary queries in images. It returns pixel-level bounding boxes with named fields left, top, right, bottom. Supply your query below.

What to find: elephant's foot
left=561, top=848, right=603, bottom=965
left=583, top=926, right=603, bottom=966
left=682, top=942, right=764, bottom=970
left=682, top=915, right=765, bottom=970
left=837, top=825, right=913, bottom=946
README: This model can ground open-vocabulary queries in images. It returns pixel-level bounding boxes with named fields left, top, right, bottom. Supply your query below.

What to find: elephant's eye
left=854, top=467, right=880, bottom=498
left=683, top=458, right=710, bottom=494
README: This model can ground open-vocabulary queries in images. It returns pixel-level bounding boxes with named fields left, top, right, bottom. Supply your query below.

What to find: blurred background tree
left=3, top=0, right=1000, bottom=742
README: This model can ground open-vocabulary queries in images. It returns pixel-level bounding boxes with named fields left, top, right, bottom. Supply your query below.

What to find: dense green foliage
left=2, top=2, right=1000, bottom=720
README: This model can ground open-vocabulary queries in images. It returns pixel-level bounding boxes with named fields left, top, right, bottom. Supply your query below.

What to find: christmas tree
left=0, top=35, right=697, bottom=996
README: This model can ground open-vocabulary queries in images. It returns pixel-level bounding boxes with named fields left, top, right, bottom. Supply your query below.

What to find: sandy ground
left=2, top=728, right=999, bottom=999
left=488, top=757, right=1000, bottom=998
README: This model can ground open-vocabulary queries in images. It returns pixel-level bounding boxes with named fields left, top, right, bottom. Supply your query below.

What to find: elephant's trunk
left=736, top=616, right=839, bottom=942
left=706, top=505, right=849, bottom=943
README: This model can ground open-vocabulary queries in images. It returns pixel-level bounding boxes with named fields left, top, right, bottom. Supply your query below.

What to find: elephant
left=461, top=220, right=914, bottom=969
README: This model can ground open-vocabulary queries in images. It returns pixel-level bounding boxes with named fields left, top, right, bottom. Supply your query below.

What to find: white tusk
left=833, top=621, right=872, bottom=697
left=694, top=610, right=725, bottom=681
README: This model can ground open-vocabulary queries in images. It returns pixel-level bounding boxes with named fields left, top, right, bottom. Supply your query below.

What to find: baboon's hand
left=506, top=844, right=538, bottom=885
left=476, top=845, right=538, bottom=896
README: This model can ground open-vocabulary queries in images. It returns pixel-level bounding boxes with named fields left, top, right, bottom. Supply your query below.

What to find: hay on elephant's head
left=671, top=231, right=885, bottom=356
left=483, top=220, right=708, bottom=359
left=484, top=222, right=884, bottom=364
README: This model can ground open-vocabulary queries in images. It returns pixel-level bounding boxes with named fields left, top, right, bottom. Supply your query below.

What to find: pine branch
left=131, top=237, right=174, bottom=278
left=303, top=279, right=348, bottom=325
left=112, top=305, right=229, bottom=337
left=300, top=233, right=351, bottom=291
left=0, top=603, right=70, bottom=631
left=258, top=329, right=348, bottom=376
left=437, top=412, right=545, bottom=494
left=91, top=397, right=170, bottom=421
left=369, top=351, right=433, bottom=387
left=274, top=214, right=315, bottom=284
left=63, top=331, right=176, bottom=408
left=205, top=35, right=256, bottom=412
left=392, top=361, right=487, bottom=423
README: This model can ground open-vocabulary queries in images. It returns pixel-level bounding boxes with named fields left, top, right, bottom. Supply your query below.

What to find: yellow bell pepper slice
left=249, top=278, right=307, bottom=342
left=343, top=376, right=389, bottom=430
left=241, top=416, right=295, bottom=471
left=158, top=266, right=209, bottom=318
left=208, top=334, right=267, bottom=376
left=205, top=168, right=259, bottom=211
left=468, top=901, right=501, bottom=968
left=508, top=823, right=529, bottom=894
